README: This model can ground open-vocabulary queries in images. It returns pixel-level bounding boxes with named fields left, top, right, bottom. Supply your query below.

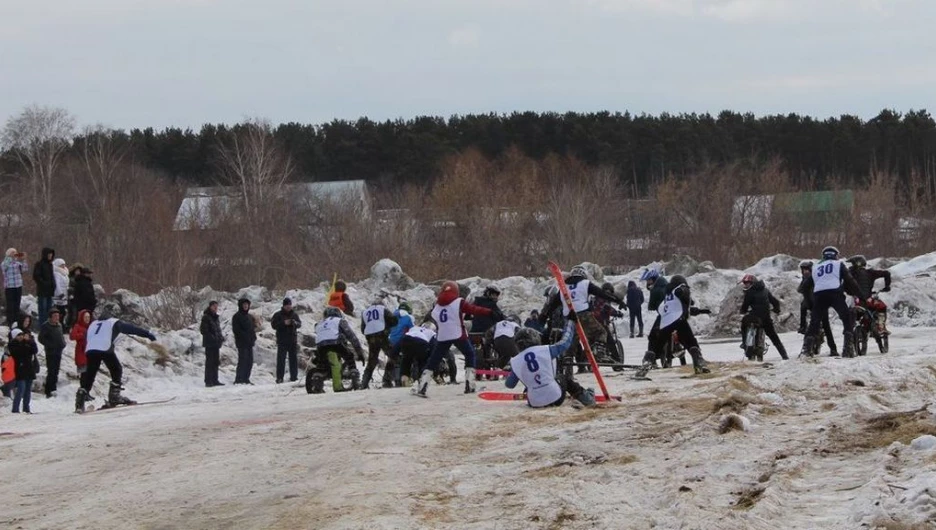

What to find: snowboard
left=80, top=396, right=177, bottom=414
left=478, top=391, right=620, bottom=403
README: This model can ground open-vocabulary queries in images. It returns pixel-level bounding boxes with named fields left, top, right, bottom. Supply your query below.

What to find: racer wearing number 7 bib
left=415, top=281, right=493, bottom=397
left=505, top=320, right=593, bottom=407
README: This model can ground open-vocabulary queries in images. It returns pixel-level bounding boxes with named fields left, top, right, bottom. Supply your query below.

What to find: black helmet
left=670, top=275, right=688, bottom=287
left=601, top=282, right=614, bottom=293
left=514, top=327, right=542, bottom=351
left=323, top=306, right=342, bottom=318
left=822, top=246, right=840, bottom=260
left=484, top=285, right=501, bottom=297
left=848, top=255, right=867, bottom=268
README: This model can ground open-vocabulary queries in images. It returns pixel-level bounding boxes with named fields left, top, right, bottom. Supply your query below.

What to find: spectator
left=1, top=347, right=14, bottom=398
left=270, top=298, right=302, bottom=383
left=626, top=280, right=645, bottom=338
left=10, top=314, right=33, bottom=341
left=72, top=266, right=97, bottom=316
left=523, top=310, right=545, bottom=334
left=9, top=328, right=38, bottom=413
left=2, top=248, right=28, bottom=326
left=468, top=286, right=504, bottom=333
left=231, top=298, right=256, bottom=385
left=327, top=280, right=355, bottom=316
left=38, top=308, right=66, bottom=398
left=70, top=310, right=92, bottom=375
left=52, top=258, right=69, bottom=330
left=199, top=301, right=224, bottom=387
left=32, top=247, right=56, bottom=325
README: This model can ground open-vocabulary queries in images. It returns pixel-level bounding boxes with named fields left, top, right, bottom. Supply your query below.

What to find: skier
left=360, top=297, right=399, bottom=388
left=797, top=261, right=837, bottom=356
left=307, top=307, right=364, bottom=393
left=504, top=317, right=597, bottom=408
left=486, top=315, right=521, bottom=370
left=802, top=246, right=861, bottom=358
left=540, top=266, right=625, bottom=371
left=232, top=298, right=257, bottom=385
left=738, top=274, right=789, bottom=360
left=393, top=322, right=437, bottom=387
left=414, top=280, right=494, bottom=397
left=847, top=255, right=892, bottom=335
left=636, top=275, right=711, bottom=378
left=626, top=280, right=645, bottom=338
left=38, top=308, right=67, bottom=397
left=75, top=315, right=157, bottom=412
left=271, top=298, right=302, bottom=383
left=199, top=301, right=225, bottom=387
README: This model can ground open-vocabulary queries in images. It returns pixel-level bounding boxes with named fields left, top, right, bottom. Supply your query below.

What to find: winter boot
left=464, top=368, right=477, bottom=394
left=571, top=388, right=597, bottom=409
left=688, top=347, right=710, bottom=374
left=74, top=388, right=93, bottom=413
left=108, top=382, right=136, bottom=407
left=777, top=344, right=790, bottom=361
left=360, top=368, right=374, bottom=389
left=416, top=369, right=433, bottom=397
left=800, top=335, right=817, bottom=358
left=633, top=351, right=656, bottom=379
left=843, top=331, right=855, bottom=358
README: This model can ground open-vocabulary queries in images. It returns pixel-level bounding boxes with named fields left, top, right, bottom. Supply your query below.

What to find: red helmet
left=441, top=280, right=459, bottom=294
left=740, top=274, right=756, bottom=290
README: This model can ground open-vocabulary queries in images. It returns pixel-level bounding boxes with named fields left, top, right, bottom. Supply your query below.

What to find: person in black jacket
left=72, top=267, right=98, bottom=316
left=271, top=298, right=302, bottom=384
left=626, top=280, right=645, bottom=338
left=359, top=298, right=398, bottom=388
left=38, top=308, right=67, bottom=397
left=468, top=286, right=504, bottom=333
left=200, top=301, right=225, bottom=387
left=847, top=255, right=893, bottom=335
left=802, top=246, right=862, bottom=358
left=636, top=275, right=711, bottom=378
left=9, top=328, right=38, bottom=413
left=739, top=275, right=788, bottom=360
left=32, top=247, right=55, bottom=325
left=797, top=261, right=837, bottom=356
left=232, top=298, right=257, bottom=385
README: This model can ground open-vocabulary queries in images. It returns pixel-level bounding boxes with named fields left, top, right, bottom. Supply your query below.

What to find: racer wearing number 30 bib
left=416, top=281, right=493, bottom=397
left=802, top=246, right=861, bottom=357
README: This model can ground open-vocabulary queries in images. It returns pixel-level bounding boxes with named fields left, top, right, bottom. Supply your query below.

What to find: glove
left=567, top=311, right=579, bottom=323
left=882, top=286, right=891, bottom=293
left=147, top=333, right=157, bottom=341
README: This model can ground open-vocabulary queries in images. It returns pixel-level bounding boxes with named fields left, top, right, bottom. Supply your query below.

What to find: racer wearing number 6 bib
left=415, top=281, right=493, bottom=397
left=505, top=320, right=595, bottom=408
left=802, top=246, right=862, bottom=357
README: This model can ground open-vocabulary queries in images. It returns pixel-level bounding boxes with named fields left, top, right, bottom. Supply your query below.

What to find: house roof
left=174, top=180, right=370, bottom=230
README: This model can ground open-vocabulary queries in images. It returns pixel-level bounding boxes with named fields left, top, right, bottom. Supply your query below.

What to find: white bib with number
left=315, top=317, right=341, bottom=342
left=659, top=292, right=684, bottom=328
left=432, top=298, right=463, bottom=342
left=510, top=345, right=562, bottom=407
left=812, top=260, right=842, bottom=293
left=362, top=304, right=387, bottom=335
left=563, top=279, right=591, bottom=315
left=86, top=318, right=118, bottom=353
left=493, top=320, right=520, bottom=339
left=405, top=325, right=436, bottom=343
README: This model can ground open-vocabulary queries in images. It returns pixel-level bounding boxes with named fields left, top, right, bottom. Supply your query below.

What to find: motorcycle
left=659, top=330, right=687, bottom=368
left=741, top=317, right=769, bottom=362
left=853, top=293, right=889, bottom=355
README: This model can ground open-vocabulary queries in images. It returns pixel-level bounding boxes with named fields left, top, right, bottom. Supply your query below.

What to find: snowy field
left=3, top=254, right=936, bottom=529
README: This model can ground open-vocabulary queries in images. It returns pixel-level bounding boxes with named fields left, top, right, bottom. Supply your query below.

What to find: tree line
left=4, top=108, right=936, bottom=194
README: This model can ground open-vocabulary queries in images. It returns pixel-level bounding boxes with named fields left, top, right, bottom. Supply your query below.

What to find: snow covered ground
left=3, top=255, right=936, bottom=529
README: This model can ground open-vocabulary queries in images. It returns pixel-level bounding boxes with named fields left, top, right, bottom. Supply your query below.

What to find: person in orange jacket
left=327, top=280, right=355, bottom=316
left=69, top=310, right=93, bottom=374
left=1, top=347, right=14, bottom=398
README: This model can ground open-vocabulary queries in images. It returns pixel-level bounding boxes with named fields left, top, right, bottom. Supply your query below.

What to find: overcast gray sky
left=1, top=0, right=933, bottom=130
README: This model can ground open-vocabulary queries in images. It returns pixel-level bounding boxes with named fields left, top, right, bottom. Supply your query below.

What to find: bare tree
left=215, top=119, right=294, bottom=222
left=1, top=105, right=75, bottom=219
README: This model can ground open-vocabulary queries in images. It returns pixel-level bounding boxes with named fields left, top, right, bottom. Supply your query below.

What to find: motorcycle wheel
left=855, top=326, right=868, bottom=356
left=611, top=340, right=625, bottom=371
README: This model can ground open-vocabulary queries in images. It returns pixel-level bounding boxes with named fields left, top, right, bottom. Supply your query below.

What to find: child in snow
left=9, top=328, right=38, bottom=413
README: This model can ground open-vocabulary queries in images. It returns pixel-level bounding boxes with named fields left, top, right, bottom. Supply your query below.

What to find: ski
left=81, top=396, right=177, bottom=413
left=478, top=391, right=620, bottom=403
left=547, top=261, right=613, bottom=402
left=475, top=368, right=510, bottom=377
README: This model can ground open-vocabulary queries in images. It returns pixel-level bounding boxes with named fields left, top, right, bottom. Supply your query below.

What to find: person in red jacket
left=1, top=348, right=14, bottom=398
left=414, top=280, right=493, bottom=397
left=70, top=310, right=92, bottom=374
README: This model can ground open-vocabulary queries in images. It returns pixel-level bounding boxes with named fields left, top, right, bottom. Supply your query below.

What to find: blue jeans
left=425, top=337, right=476, bottom=371
left=38, top=296, right=52, bottom=325
left=12, top=379, right=31, bottom=413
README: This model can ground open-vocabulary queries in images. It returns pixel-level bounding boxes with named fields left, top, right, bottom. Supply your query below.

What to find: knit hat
left=5, top=248, right=16, bottom=257
left=283, top=297, right=292, bottom=306
left=10, top=329, right=22, bottom=339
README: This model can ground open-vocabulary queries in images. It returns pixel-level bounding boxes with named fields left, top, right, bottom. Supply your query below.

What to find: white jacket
left=53, top=262, right=69, bottom=305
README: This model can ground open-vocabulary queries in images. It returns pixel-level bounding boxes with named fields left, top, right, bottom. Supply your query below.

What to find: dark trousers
left=37, top=296, right=52, bottom=326
left=55, top=305, right=68, bottom=332
left=235, top=345, right=254, bottom=383
left=45, top=349, right=62, bottom=396
left=426, top=337, right=475, bottom=371
left=545, top=373, right=587, bottom=407
left=628, top=308, right=644, bottom=335
left=740, top=315, right=788, bottom=359
left=650, top=318, right=700, bottom=353
left=364, top=334, right=393, bottom=384
left=646, top=315, right=662, bottom=356
left=12, top=379, right=32, bottom=412
left=807, top=291, right=853, bottom=342
left=204, top=346, right=220, bottom=385
left=81, top=351, right=123, bottom=391
left=492, top=336, right=519, bottom=369
left=4, top=287, right=21, bottom=326
left=1, top=381, right=12, bottom=398
left=395, top=336, right=431, bottom=381
left=276, top=342, right=298, bottom=381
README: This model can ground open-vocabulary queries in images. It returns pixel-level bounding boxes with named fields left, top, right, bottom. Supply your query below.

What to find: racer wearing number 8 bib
left=505, top=320, right=594, bottom=407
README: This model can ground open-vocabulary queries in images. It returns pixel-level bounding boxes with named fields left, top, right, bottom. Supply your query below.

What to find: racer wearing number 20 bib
left=415, top=281, right=494, bottom=397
